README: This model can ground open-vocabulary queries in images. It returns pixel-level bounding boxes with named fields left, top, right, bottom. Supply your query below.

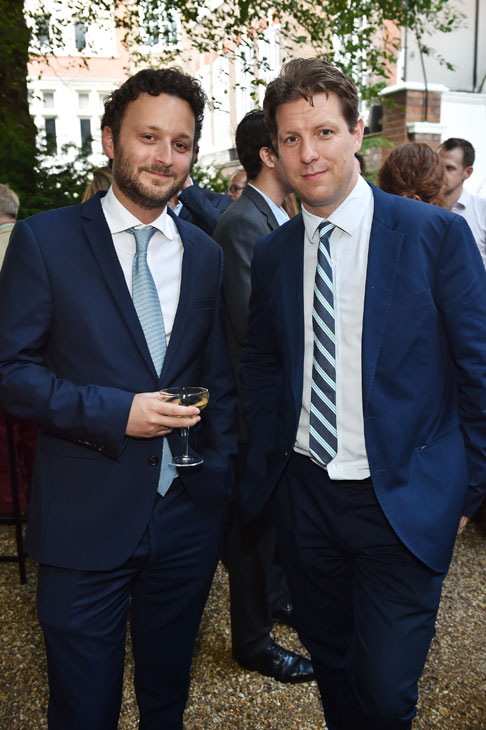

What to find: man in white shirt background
left=438, top=137, right=486, bottom=266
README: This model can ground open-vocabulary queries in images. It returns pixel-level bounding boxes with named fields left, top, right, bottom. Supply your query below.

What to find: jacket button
left=148, top=456, right=159, bottom=466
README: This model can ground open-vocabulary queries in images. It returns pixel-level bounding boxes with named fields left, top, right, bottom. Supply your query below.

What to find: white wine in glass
left=159, top=386, right=209, bottom=467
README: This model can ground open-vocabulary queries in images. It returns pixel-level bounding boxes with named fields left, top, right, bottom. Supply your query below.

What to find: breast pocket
left=390, top=288, right=435, bottom=314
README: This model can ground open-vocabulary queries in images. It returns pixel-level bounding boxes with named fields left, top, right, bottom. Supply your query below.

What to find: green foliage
left=362, top=136, right=395, bottom=154
left=25, top=0, right=464, bottom=103
left=361, top=135, right=395, bottom=184
left=191, top=164, right=229, bottom=193
left=0, top=0, right=464, bottom=218
left=0, top=123, right=94, bottom=218
left=24, top=144, right=94, bottom=218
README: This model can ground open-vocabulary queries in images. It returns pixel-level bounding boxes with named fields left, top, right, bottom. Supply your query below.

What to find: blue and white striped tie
left=128, top=226, right=176, bottom=495
left=309, top=221, right=337, bottom=465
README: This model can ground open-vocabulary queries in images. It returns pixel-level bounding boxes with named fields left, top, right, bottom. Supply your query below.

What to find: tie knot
left=318, top=221, right=334, bottom=240
left=127, top=226, right=157, bottom=255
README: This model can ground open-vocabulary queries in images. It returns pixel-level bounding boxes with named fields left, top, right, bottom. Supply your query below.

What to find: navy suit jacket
left=0, top=193, right=237, bottom=571
left=241, top=184, right=486, bottom=573
left=178, top=183, right=231, bottom=235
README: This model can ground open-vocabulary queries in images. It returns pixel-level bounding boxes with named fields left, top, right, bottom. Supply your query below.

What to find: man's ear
left=353, top=118, right=365, bottom=152
left=259, top=146, right=277, bottom=170
left=102, top=126, right=115, bottom=160
left=464, top=165, right=473, bottom=181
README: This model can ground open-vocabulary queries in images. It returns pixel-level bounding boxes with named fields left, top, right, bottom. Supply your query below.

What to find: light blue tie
left=309, top=221, right=338, bottom=465
left=128, top=226, right=176, bottom=496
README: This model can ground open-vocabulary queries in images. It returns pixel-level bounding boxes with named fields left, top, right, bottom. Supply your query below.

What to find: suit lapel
left=243, top=186, right=279, bottom=231
left=279, top=215, right=305, bottom=411
left=81, top=194, right=159, bottom=378
left=160, top=213, right=197, bottom=384
left=362, top=187, right=404, bottom=410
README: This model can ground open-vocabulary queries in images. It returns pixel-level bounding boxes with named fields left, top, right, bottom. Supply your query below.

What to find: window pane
left=45, top=118, right=57, bottom=153
left=78, top=93, right=90, bottom=109
left=75, top=21, right=86, bottom=51
left=80, top=118, right=92, bottom=152
left=37, top=17, right=50, bottom=48
left=43, top=92, right=54, bottom=108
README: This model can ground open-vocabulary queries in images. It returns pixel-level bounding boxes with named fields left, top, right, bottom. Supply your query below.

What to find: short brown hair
left=439, top=137, right=475, bottom=168
left=263, top=58, right=360, bottom=141
left=378, top=143, right=445, bottom=207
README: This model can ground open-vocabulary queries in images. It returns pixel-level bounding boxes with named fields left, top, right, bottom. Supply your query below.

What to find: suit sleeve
left=178, top=186, right=231, bottom=235
left=434, top=214, right=486, bottom=516
left=193, top=244, right=238, bottom=461
left=0, top=221, right=134, bottom=459
left=240, top=239, right=283, bottom=426
left=213, top=210, right=270, bottom=349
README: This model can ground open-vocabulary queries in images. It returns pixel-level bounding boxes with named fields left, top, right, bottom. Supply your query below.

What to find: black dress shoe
left=273, top=602, right=296, bottom=628
left=235, top=640, right=314, bottom=683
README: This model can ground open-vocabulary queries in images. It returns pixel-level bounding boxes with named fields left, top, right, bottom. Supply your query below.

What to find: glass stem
left=180, top=427, right=190, bottom=459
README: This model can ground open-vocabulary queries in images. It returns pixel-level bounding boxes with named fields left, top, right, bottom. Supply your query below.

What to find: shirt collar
left=302, top=174, right=372, bottom=243
left=454, top=187, right=471, bottom=211
left=248, top=183, right=289, bottom=225
left=101, top=185, right=174, bottom=239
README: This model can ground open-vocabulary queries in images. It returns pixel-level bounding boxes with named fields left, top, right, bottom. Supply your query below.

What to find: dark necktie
left=309, top=221, right=337, bottom=465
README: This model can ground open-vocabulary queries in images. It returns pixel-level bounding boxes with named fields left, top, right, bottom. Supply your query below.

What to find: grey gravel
left=0, top=521, right=485, bottom=729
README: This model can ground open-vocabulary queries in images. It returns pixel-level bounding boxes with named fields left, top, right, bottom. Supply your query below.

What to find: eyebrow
left=142, top=125, right=193, bottom=140
left=279, top=121, right=334, bottom=136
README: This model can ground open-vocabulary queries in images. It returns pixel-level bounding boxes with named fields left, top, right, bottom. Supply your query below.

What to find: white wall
left=402, top=0, right=485, bottom=93
left=440, top=91, right=486, bottom=196
left=28, top=76, right=119, bottom=166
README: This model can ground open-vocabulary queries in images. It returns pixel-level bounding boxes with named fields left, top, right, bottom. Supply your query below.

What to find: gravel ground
left=0, top=520, right=485, bottom=729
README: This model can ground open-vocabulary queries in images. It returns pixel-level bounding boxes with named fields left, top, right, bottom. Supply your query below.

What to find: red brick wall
left=377, top=88, right=442, bottom=164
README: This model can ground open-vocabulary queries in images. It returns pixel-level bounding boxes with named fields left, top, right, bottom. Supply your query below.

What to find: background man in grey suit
left=213, top=110, right=313, bottom=683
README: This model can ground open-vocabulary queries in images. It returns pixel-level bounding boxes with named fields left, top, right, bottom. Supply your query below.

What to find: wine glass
left=159, top=386, right=209, bottom=467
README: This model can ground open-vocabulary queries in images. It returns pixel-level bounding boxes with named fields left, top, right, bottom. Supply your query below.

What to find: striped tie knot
left=318, top=220, right=335, bottom=252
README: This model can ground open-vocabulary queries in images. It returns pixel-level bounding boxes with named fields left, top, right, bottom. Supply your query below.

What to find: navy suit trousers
left=37, top=480, right=224, bottom=730
left=275, top=452, right=445, bottom=730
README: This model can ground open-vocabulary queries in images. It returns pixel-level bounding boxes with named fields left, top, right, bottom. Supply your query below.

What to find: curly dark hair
left=101, top=67, right=206, bottom=149
left=378, top=143, right=445, bottom=207
left=263, top=58, right=360, bottom=142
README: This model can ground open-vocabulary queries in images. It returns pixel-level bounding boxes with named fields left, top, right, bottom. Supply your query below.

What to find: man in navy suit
left=174, top=171, right=231, bottom=234
left=0, top=68, right=237, bottom=729
left=241, top=58, right=486, bottom=730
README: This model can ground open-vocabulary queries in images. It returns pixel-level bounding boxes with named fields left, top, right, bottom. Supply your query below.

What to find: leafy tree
left=55, top=0, right=461, bottom=100
left=0, top=0, right=462, bottom=215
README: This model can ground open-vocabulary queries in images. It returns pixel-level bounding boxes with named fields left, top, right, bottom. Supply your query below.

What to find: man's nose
left=300, top=138, right=318, bottom=164
left=154, top=142, right=173, bottom=167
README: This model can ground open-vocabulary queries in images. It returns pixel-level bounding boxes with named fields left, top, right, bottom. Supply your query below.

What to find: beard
left=113, top=149, right=188, bottom=211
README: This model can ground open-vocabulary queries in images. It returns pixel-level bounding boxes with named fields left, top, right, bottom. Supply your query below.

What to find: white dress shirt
left=294, top=174, right=373, bottom=480
left=452, top=188, right=486, bottom=269
left=101, top=186, right=183, bottom=346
